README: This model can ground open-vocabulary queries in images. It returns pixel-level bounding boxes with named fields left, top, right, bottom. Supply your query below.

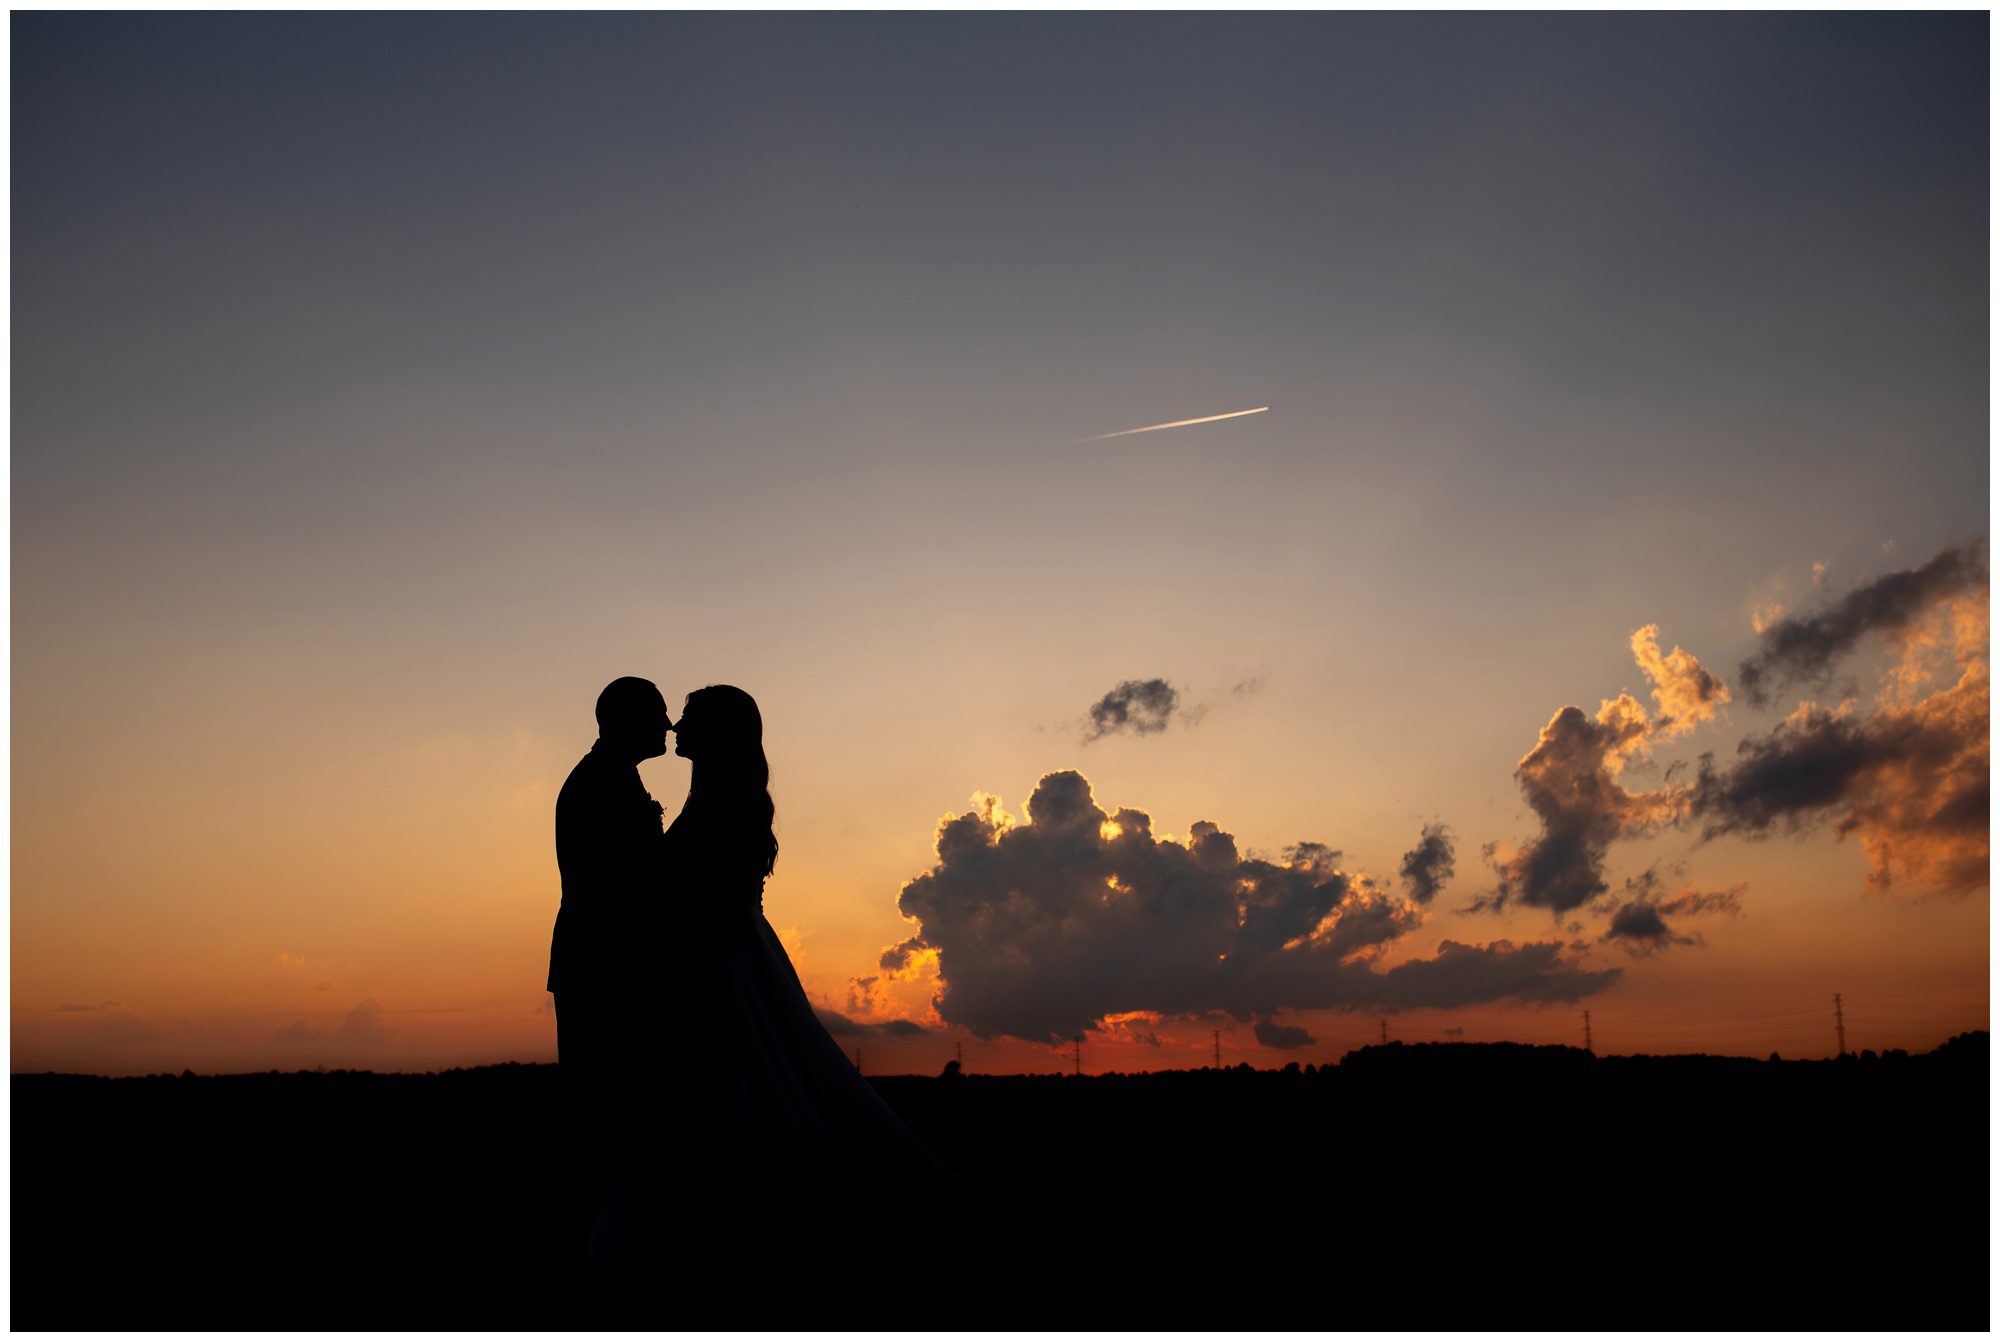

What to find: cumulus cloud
left=890, top=772, right=1619, bottom=1042
left=1481, top=625, right=1731, bottom=917
left=1690, top=547, right=1989, bottom=898
left=277, top=998, right=395, bottom=1051
left=1736, top=541, right=1987, bottom=707
left=1601, top=901, right=1694, bottom=954
left=1398, top=823, right=1456, bottom=904
left=1691, top=668, right=1988, bottom=897
left=1254, top=1019, right=1317, bottom=1049
left=813, top=1007, right=931, bottom=1038
left=1083, top=679, right=1180, bottom=741
left=1631, top=625, right=1730, bottom=737
left=1600, top=879, right=1744, bottom=956
left=337, top=998, right=389, bottom=1042
left=1480, top=697, right=1686, bottom=916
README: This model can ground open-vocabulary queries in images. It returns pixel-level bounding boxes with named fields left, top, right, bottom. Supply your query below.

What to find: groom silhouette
left=548, top=676, right=672, bottom=1250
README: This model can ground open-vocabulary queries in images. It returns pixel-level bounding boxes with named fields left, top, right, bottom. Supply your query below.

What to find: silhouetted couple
left=548, top=678, right=985, bottom=1289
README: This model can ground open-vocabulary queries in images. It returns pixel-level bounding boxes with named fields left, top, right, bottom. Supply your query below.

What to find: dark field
left=13, top=1035, right=1989, bottom=1330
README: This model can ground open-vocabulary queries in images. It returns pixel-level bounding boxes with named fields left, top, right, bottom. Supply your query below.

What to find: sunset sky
left=13, top=13, right=1989, bottom=1076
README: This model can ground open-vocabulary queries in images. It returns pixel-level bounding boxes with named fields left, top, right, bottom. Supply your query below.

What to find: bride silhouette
left=587, top=685, right=1004, bottom=1282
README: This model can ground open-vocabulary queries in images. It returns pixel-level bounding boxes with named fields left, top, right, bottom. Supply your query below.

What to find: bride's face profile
left=675, top=686, right=763, bottom=768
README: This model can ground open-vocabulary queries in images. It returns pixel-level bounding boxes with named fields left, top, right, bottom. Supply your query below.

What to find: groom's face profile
left=596, top=677, right=672, bottom=761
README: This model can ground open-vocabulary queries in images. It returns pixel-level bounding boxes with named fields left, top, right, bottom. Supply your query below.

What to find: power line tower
left=1583, top=1010, right=1594, bottom=1054
left=1833, top=993, right=1847, bottom=1057
left=1378, top=1019, right=1389, bottom=1046
left=1213, top=1029, right=1222, bottom=1069
left=853, top=1046, right=862, bottom=1074
left=1072, top=1035, right=1082, bottom=1076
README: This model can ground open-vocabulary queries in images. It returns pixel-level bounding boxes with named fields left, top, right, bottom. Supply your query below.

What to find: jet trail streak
left=1085, top=406, right=1270, bottom=440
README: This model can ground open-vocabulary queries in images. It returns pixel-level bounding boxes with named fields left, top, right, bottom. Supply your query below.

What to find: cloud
left=1599, top=880, right=1741, bottom=957
left=1398, top=823, right=1456, bottom=904
left=1601, top=901, right=1692, bottom=954
left=1631, top=625, right=1730, bottom=737
left=1691, top=666, right=1988, bottom=897
left=1480, top=697, right=1685, bottom=916
left=1736, top=541, right=1987, bottom=707
left=336, top=998, right=389, bottom=1042
left=278, top=999, right=395, bottom=1051
left=1691, top=547, right=1989, bottom=898
left=55, top=1000, right=126, bottom=1013
left=813, top=1007, right=867, bottom=1036
left=878, top=937, right=925, bottom=973
left=1657, top=885, right=1746, bottom=919
left=1254, top=1019, right=1317, bottom=1049
left=1481, top=625, right=1730, bottom=918
left=890, top=771, right=1620, bottom=1042
left=1083, top=679, right=1180, bottom=741
left=813, top=1007, right=932, bottom=1038
left=1442, top=1026, right=1465, bottom=1038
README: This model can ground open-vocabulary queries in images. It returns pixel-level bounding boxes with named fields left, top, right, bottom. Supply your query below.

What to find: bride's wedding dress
left=587, top=800, right=992, bottom=1275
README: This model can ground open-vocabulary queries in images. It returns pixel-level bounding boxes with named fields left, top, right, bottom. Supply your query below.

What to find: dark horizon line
left=15, top=1030, right=1984, bottom=1083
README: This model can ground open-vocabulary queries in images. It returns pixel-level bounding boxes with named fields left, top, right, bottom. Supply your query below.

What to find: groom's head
left=596, top=677, right=671, bottom=761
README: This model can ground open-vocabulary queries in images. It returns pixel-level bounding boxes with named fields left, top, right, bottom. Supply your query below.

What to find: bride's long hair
left=684, top=684, right=779, bottom=878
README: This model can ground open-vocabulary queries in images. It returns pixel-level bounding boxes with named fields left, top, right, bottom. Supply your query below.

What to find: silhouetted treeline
left=13, top=1035, right=1987, bottom=1329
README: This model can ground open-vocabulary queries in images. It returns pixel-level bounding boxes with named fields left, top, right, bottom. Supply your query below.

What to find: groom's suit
left=549, top=739, right=662, bottom=1205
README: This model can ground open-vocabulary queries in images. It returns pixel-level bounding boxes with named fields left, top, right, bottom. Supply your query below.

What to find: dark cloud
left=1737, top=541, right=1987, bottom=707
left=1700, top=544, right=1989, bottom=896
left=1367, top=939, right=1620, bottom=1009
left=892, top=771, right=1620, bottom=1042
left=1480, top=698, right=1683, bottom=916
left=1442, top=1027, right=1465, bottom=1038
left=56, top=1000, right=125, bottom=1013
left=1084, top=679, right=1180, bottom=741
left=1691, top=674, right=1988, bottom=897
left=878, top=937, right=924, bottom=973
left=1254, top=1019, right=1317, bottom=1050
left=1398, top=823, right=1456, bottom=904
left=1658, top=885, right=1746, bottom=920
left=813, top=1007, right=931, bottom=1038
left=1601, top=901, right=1697, bottom=956
left=814, top=1008, right=867, bottom=1037
left=1601, top=878, right=1745, bottom=956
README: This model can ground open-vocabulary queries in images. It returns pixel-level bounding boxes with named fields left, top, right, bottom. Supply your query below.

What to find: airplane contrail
left=1084, top=405, right=1270, bottom=440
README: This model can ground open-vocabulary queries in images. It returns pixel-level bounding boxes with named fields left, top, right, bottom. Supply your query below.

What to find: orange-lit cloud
left=1694, top=546, right=1989, bottom=898
left=1736, top=540, right=1987, bottom=707
left=1694, top=662, right=1988, bottom=898
left=890, top=772, right=1617, bottom=1042
left=1631, top=624, right=1730, bottom=738
left=1480, top=693, right=1691, bottom=918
